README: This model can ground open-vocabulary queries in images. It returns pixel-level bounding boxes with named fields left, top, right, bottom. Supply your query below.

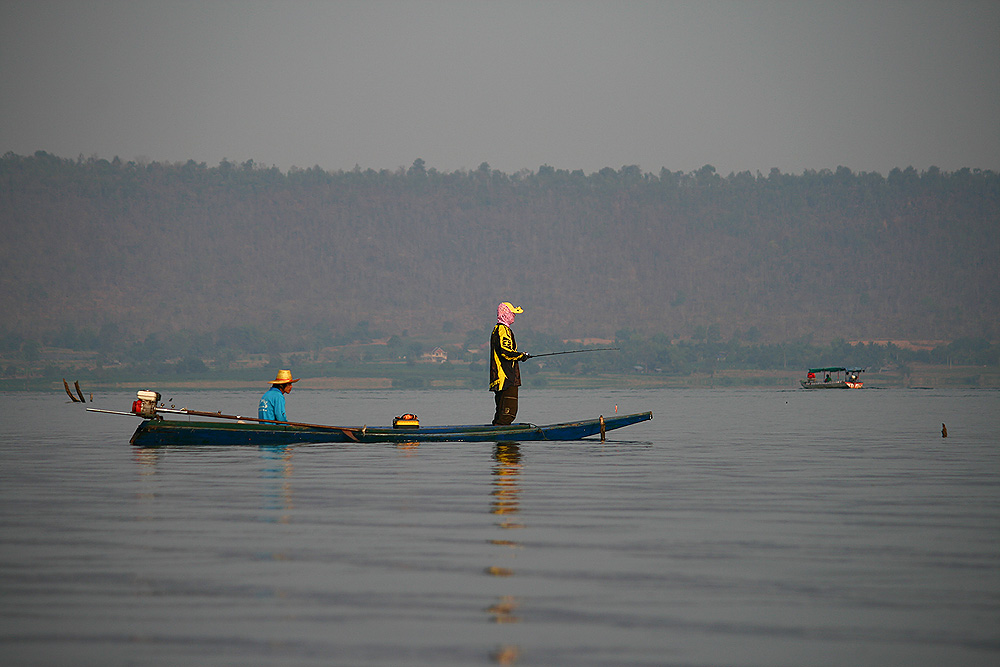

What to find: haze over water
left=1, top=387, right=998, bottom=665
left=3, top=2, right=998, bottom=175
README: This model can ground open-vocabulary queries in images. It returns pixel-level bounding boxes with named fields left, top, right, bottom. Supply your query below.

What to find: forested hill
left=1, top=152, right=997, bottom=349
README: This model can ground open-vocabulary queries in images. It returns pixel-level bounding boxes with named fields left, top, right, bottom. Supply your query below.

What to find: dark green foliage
left=1, top=152, right=997, bottom=354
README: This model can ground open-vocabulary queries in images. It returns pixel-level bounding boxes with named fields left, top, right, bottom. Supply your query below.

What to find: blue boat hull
left=129, top=411, right=653, bottom=447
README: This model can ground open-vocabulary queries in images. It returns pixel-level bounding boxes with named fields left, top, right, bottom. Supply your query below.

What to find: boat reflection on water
left=131, top=448, right=160, bottom=513
left=487, top=442, right=523, bottom=663
left=132, top=448, right=159, bottom=470
left=130, top=445, right=296, bottom=525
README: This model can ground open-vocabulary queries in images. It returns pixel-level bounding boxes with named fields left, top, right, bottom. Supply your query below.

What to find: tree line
left=3, top=323, right=996, bottom=384
left=1, top=151, right=997, bottom=358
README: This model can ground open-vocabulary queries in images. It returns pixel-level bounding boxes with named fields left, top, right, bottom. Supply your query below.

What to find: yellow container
left=393, top=414, right=419, bottom=429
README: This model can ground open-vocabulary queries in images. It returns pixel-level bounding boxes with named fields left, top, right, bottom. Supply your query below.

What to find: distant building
left=424, top=347, right=448, bottom=363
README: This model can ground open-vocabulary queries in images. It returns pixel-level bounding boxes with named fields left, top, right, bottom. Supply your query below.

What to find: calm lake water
left=1, top=387, right=998, bottom=666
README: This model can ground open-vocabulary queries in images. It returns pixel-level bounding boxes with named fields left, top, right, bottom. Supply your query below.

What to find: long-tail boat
left=800, top=367, right=864, bottom=389
left=88, top=391, right=652, bottom=447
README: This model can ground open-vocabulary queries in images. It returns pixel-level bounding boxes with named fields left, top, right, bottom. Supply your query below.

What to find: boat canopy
left=807, top=367, right=865, bottom=373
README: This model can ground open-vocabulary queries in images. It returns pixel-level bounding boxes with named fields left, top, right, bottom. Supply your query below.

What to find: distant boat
left=800, top=367, right=864, bottom=389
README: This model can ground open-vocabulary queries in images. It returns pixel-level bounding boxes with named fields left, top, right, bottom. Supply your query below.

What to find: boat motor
left=132, top=390, right=161, bottom=418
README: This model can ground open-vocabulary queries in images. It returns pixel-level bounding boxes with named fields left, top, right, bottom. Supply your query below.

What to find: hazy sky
left=2, top=0, right=998, bottom=176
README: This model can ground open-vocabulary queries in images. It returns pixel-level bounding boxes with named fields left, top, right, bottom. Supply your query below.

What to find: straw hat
left=269, top=369, right=300, bottom=385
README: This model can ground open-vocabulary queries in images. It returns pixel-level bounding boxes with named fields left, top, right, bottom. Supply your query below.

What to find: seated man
left=259, top=369, right=299, bottom=421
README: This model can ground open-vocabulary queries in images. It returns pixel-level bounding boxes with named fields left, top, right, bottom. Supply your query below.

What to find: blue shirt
left=258, top=386, right=287, bottom=421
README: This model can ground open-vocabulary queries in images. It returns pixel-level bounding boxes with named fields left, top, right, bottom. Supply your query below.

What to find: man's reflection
left=490, top=442, right=523, bottom=530
left=487, top=442, right=524, bottom=636
left=260, top=445, right=294, bottom=524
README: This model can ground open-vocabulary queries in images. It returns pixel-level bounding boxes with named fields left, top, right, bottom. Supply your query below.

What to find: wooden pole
left=157, top=407, right=362, bottom=442
left=63, top=379, right=80, bottom=402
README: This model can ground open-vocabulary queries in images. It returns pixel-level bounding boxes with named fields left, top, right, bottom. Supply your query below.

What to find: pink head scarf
left=497, top=302, right=516, bottom=326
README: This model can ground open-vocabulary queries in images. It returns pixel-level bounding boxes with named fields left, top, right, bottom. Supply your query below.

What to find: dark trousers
left=492, top=385, right=519, bottom=425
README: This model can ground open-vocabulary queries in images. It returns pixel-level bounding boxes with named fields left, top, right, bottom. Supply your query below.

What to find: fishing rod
left=526, top=347, right=619, bottom=359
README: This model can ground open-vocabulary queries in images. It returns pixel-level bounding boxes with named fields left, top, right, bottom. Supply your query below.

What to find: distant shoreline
left=5, top=363, right=998, bottom=394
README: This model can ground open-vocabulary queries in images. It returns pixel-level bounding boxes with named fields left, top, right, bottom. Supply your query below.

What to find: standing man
left=259, top=369, right=299, bottom=421
left=490, top=302, right=530, bottom=425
